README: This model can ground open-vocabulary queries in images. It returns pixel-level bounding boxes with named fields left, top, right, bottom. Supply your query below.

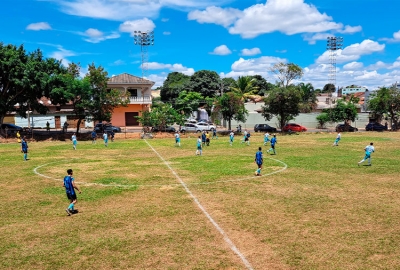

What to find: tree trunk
left=76, top=118, right=83, bottom=134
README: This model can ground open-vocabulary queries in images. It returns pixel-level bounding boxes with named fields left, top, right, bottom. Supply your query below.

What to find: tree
left=173, top=91, right=205, bottom=117
left=221, top=77, right=236, bottom=94
left=261, top=86, right=302, bottom=130
left=316, top=112, right=330, bottom=129
left=298, top=82, right=317, bottom=112
left=188, top=70, right=221, bottom=98
left=322, top=83, right=336, bottom=94
left=368, top=86, right=400, bottom=129
left=270, top=62, right=303, bottom=87
left=136, top=103, right=180, bottom=130
left=250, top=75, right=271, bottom=96
left=230, top=76, right=259, bottom=101
left=212, top=92, right=247, bottom=130
left=160, top=72, right=190, bottom=102
left=323, top=98, right=358, bottom=124
left=0, top=43, right=67, bottom=125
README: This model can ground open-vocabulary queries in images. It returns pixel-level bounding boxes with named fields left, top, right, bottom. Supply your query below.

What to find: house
left=107, top=73, right=155, bottom=127
left=341, top=85, right=368, bottom=96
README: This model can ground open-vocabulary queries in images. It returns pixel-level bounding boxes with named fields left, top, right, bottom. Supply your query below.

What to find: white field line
left=33, top=157, right=287, bottom=188
left=144, top=140, right=255, bottom=270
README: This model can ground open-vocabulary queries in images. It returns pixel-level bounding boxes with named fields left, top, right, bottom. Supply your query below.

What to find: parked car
left=282, top=123, right=307, bottom=132
left=335, top=124, right=358, bottom=132
left=195, top=122, right=216, bottom=131
left=254, top=124, right=277, bottom=133
left=180, top=123, right=202, bottom=133
left=365, top=122, right=387, bottom=131
left=94, top=123, right=122, bottom=133
left=151, top=126, right=176, bottom=133
left=1, top=123, right=23, bottom=135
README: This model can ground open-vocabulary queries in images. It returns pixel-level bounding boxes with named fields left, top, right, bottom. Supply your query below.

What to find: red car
left=282, top=123, right=307, bottom=132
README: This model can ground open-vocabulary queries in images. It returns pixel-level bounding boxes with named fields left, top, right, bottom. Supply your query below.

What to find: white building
left=342, top=85, right=368, bottom=95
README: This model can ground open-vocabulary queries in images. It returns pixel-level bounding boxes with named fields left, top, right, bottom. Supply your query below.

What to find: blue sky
left=2, top=0, right=400, bottom=90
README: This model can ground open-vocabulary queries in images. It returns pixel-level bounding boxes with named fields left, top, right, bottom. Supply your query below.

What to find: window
left=128, top=88, right=138, bottom=97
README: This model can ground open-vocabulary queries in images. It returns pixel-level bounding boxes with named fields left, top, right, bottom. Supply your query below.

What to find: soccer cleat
left=65, top=208, right=71, bottom=216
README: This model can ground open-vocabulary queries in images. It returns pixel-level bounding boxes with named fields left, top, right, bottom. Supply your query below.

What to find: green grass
left=1, top=132, right=400, bottom=269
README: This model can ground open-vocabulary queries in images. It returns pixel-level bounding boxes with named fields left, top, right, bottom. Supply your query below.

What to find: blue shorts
left=197, top=146, right=202, bottom=150
left=66, top=192, right=77, bottom=200
left=104, top=139, right=108, bottom=143
left=364, top=153, right=371, bottom=160
left=73, top=140, right=77, bottom=145
left=176, top=138, right=180, bottom=143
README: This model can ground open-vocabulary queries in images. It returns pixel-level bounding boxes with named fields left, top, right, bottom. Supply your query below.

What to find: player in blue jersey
left=263, top=132, right=270, bottom=146
left=267, top=134, right=277, bottom=155
left=63, top=169, right=81, bottom=216
left=91, top=130, right=97, bottom=144
left=196, top=136, right=202, bottom=155
left=254, top=147, right=263, bottom=176
left=21, top=136, right=28, bottom=161
left=71, top=133, right=77, bottom=150
left=103, top=131, right=108, bottom=147
left=174, top=131, right=181, bottom=147
left=358, top=142, right=375, bottom=166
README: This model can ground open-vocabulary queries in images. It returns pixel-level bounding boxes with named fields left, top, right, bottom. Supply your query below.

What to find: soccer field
left=1, top=132, right=400, bottom=269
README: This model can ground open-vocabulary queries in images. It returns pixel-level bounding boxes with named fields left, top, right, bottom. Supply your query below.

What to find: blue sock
left=24, top=154, right=27, bottom=160
left=68, top=203, right=74, bottom=210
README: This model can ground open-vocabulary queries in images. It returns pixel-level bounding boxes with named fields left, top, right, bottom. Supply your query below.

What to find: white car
left=195, top=122, right=216, bottom=131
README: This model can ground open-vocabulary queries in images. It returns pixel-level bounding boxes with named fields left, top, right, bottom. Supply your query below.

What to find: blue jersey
left=255, top=151, right=263, bottom=164
left=271, top=137, right=277, bottom=146
left=21, top=140, right=28, bottom=151
left=64, top=175, right=75, bottom=195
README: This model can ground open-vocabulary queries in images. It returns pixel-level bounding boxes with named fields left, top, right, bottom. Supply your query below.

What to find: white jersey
left=264, top=133, right=270, bottom=139
left=71, top=135, right=77, bottom=142
left=365, top=145, right=375, bottom=153
left=337, top=133, right=341, bottom=140
left=103, top=133, right=108, bottom=140
left=175, top=133, right=180, bottom=139
left=229, top=132, right=234, bottom=138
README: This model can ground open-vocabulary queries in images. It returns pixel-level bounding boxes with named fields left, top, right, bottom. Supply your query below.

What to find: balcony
left=128, top=95, right=152, bottom=104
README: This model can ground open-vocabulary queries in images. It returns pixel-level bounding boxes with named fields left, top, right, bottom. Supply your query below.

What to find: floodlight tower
left=134, top=30, right=154, bottom=78
left=326, top=36, right=343, bottom=89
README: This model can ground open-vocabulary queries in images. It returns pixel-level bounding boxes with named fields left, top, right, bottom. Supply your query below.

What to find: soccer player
left=229, top=130, right=234, bottom=146
left=91, top=130, right=97, bottom=144
left=206, top=131, right=210, bottom=146
left=263, top=132, right=270, bottom=146
left=246, top=131, right=251, bottom=146
left=196, top=136, right=202, bottom=156
left=21, top=136, right=28, bottom=161
left=268, top=134, right=277, bottom=155
left=103, top=132, right=108, bottom=147
left=333, top=132, right=341, bottom=146
left=71, top=133, right=77, bottom=150
left=110, top=130, right=115, bottom=142
left=212, top=128, right=218, bottom=139
left=241, top=129, right=248, bottom=143
left=254, top=147, right=263, bottom=176
left=358, top=142, right=375, bottom=166
left=201, top=131, right=206, bottom=146
left=174, top=131, right=181, bottom=147
left=63, top=169, right=81, bottom=216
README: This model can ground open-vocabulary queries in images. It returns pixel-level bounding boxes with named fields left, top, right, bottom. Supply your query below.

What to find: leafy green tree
left=250, top=75, right=271, bottom=96
left=173, top=91, right=205, bottom=117
left=368, top=86, right=400, bottom=129
left=261, top=86, right=302, bottom=130
left=188, top=70, right=221, bottom=98
left=230, top=76, right=259, bottom=101
left=270, top=62, right=303, bottom=87
left=160, top=72, right=190, bottom=102
left=323, top=98, right=358, bottom=124
left=136, top=103, right=180, bottom=130
left=322, top=83, right=336, bottom=93
left=0, top=43, right=67, bottom=125
left=316, top=112, right=330, bottom=129
left=221, top=77, right=236, bottom=94
left=213, top=92, right=247, bottom=130
left=298, top=82, right=317, bottom=112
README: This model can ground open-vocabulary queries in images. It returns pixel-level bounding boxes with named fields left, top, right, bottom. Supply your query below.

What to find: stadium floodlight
left=326, top=37, right=343, bottom=91
left=134, top=31, right=155, bottom=78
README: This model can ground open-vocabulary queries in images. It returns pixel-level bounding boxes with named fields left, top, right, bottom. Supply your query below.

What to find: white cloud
left=210, top=45, right=232, bottom=55
left=110, top=60, right=126, bottom=66
left=189, top=0, right=359, bottom=39
left=80, top=28, right=120, bottom=43
left=343, top=62, right=363, bottom=70
left=241, top=47, right=261, bottom=56
left=231, top=56, right=286, bottom=72
left=56, top=0, right=231, bottom=21
left=163, top=31, right=171, bottom=35
left=303, top=33, right=330, bottom=45
left=119, top=18, right=156, bottom=36
left=161, top=18, right=169, bottom=22
left=49, top=46, right=76, bottom=66
left=146, top=62, right=195, bottom=75
left=316, top=39, right=385, bottom=64
left=26, top=22, right=52, bottom=31
left=338, top=25, right=362, bottom=34
left=380, top=30, right=400, bottom=43
left=188, top=6, right=242, bottom=27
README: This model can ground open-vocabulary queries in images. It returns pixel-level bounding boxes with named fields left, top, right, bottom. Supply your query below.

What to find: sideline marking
left=33, top=157, right=287, bottom=188
left=144, top=140, right=255, bottom=270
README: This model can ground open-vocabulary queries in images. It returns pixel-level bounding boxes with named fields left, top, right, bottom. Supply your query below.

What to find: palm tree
left=298, top=82, right=317, bottom=112
left=230, top=76, right=259, bottom=101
